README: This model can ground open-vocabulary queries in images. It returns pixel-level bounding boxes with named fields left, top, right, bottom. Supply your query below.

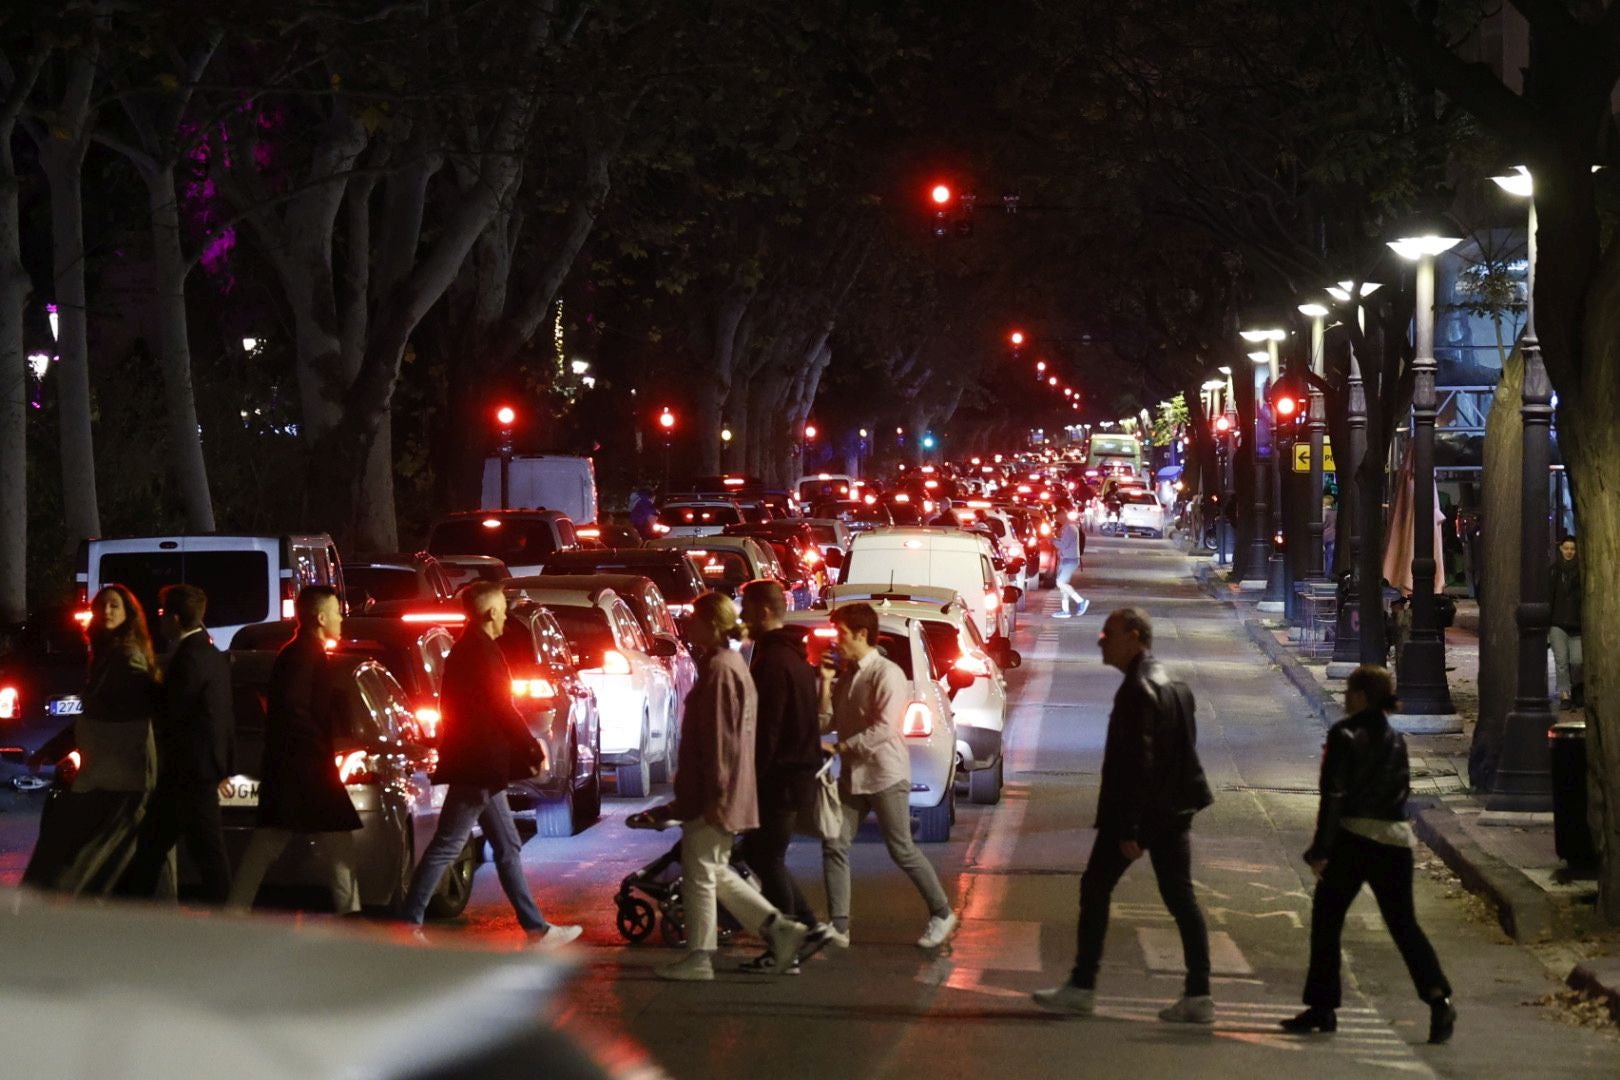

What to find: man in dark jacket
left=226, top=586, right=363, bottom=914
left=1034, top=607, right=1215, bottom=1023
left=123, top=584, right=234, bottom=902
left=1548, top=536, right=1583, bottom=709
left=737, top=579, right=831, bottom=973
left=399, top=581, right=581, bottom=945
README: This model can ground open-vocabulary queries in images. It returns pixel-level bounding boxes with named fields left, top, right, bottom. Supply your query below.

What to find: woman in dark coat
left=23, top=585, right=160, bottom=895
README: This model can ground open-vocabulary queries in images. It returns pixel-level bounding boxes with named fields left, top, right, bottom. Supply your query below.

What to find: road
left=4, top=535, right=1618, bottom=1077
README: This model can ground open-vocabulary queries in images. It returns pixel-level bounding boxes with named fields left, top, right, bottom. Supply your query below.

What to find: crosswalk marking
left=1137, top=927, right=1253, bottom=975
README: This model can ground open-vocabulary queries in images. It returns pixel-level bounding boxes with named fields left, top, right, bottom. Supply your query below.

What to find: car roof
left=504, top=581, right=621, bottom=609
left=521, top=573, right=658, bottom=599
left=645, top=536, right=763, bottom=558
left=781, top=608, right=918, bottom=636
left=828, top=583, right=964, bottom=612
left=850, top=527, right=990, bottom=551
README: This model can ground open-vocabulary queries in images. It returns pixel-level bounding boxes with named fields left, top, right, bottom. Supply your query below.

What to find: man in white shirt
left=819, top=603, right=957, bottom=950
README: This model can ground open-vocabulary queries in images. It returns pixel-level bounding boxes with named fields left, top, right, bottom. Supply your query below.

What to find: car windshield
left=346, top=566, right=421, bottom=603
left=543, top=606, right=617, bottom=664
left=98, top=551, right=270, bottom=628
left=1123, top=492, right=1159, bottom=506
left=427, top=519, right=559, bottom=563
left=542, top=560, right=699, bottom=603
left=665, top=504, right=742, bottom=526
left=692, top=551, right=750, bottom=588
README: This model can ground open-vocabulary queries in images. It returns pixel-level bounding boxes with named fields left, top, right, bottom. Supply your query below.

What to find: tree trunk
left=0, top=154, right=27, bottom=625
left=1471, top=351, right=1524, bottom=789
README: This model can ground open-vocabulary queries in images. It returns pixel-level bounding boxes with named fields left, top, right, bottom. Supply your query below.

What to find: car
left=425, top=509, right=581, bottom=577
left=575, top=520, right=643, bottom=549
left=503, top=583, right=677, bottom=800
left=775, top=516, right=854, bottom=582
left=1003, top=504, right=1058, bottom=588
left=434, top=554, right=511, bottom=594
left=880, top=492, right=926, bottom=526
left=1118, top=490, right=1168, bottom=537
left=794, top=472, right=855, bottom=505
left=0, top=605, right=91, bottom=764
left=657, top=500, right=747, bottom=537
left=217, top=651, right=474, bottom=917
left=824, top=583, right=1019, bottom=806
left=531, top=548, right=707, bottom=619
left=498, top=601, right=603, bottom=837
left=842, top=527, right=1021, bottom=645
left=643, top=535, right=786, bottom=600
left=781, top=607, right=958, bottom=842
left=344, top=553, right=457, bottom=614
left=810, top=499, right=894, bottom=534
left=722, top=522, right=829, bottom=607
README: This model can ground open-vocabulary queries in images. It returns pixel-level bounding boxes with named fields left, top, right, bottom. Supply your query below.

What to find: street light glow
left=1297, top=302, right=1330, bottom=318
left=1326, top=280, right=1382, bottom=302
left=1047, top=376, right=1058, bottom=386
left=803, top=423, right=818, bottom=440
left=721, top=427, right=732, bottom=443
left=570, top=358, right=591, bottom=375
left=1491, top=165, right=1533, bottom=198
left=241, top=337, right=260, bottom=352
left=1217, top=365, right=1232, bottom=375
left=658, top=407, right=676, bottom=430
left=1248, top=351, right=1270, bottom=364
left=1239, top=328, right=1286, bottom=343
left=1035, top=360, right=1046, bottom=372
left=859, top=428, right=868, bottom=438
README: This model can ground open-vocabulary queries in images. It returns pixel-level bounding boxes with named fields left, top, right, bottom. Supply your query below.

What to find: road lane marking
left=1137, top=927, right=1253, bottom=976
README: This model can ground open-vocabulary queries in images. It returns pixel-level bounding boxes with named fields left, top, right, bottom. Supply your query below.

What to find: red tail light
left=512, top=677, right=558, bottom=700
left=812, top=627, right=838, bottom=639
left=281, top=577, right=296, bottom=620
left=335, top=749, right=375, bottom=784
left=72, top=608, right=93, bottom=629
left=0, top=686, right=17, bottom=720
left=984, top=589, right=1000, bottom=612
left=953, top=654, right=990, bottom=677
left=592, top=649, right=631, bottom=675
left=401, top=611, right=467, bottom=624
left=902, top=701, right=934, bottom=738
left=414, top=705, right=442, bottom=740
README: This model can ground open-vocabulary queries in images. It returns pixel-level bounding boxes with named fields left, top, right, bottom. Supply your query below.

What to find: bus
left=1085, top=433, right=1144, bottom=479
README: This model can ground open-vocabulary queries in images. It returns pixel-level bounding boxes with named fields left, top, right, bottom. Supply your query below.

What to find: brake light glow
left=652, top=523, right=671, bottom=534
left=401, top=611, right=467, bottom=624
left=73, top=608, right=93, bottom=628
left=414, top=706, right=442, bottom=739
left=600, top=649, right=632, bottom=675
left=902, top=701, right=934, bottom=738
left=512, top=677, right=558, bottom=699
left=1039, top=523, right=1052, bottom=536
left=812, top=627, right=839, bottom=639
left=954, top=654, right=991, bottom=677
left=577, top=526, right=601, bottom=539
left=322, top=637, right=338, bottom=652
left=893, top=493, right=911, bottom=503
left=0, top=686, right=17, bottom=720
left=67, top=750, right=81, bottom=771
left=985, top=589, right=1000, bottom=612
left=281, top=599, right=297, bottom=619
left=967, top=500, right=991, bottom=509
left=1016, top=484, right=1032, bottom=494
left=801, top=548, right=821, bottom=565
left=923, top=480, right=938, bottom=489
left=335, top=750, right=373, bottom=784
left=724, top=477, right=746, bottom=486
left=863, top=494, right=877, bottom=505
left=668, top=603, right=694, bottom=616
left=482, top=518, right=502, bottom=529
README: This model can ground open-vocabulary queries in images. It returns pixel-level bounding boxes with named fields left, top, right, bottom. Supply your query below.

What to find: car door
left=357, top=664, right=440, bottom=851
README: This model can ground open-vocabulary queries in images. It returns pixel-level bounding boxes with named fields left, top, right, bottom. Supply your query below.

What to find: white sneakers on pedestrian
left=1158, top=995, right=1215, bottom=1024
left=1074, top=598, right=1090, bottom=617
left=656, top=950, right=716, bottom=981
left=765, top=914, right=809, bottom=970
left=917, top=911, right=958, bottom=949
left=1051, top=611, right=1072, bottom=619
left=821, top=924, right=851, bottom=949
left=528, top=924, right=583, bottom=950
left=1032, top=984, right=1095, bottom=1015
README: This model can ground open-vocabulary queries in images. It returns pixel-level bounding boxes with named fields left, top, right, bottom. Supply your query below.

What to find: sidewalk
left=1190, top=554, right=1620, bottom=1024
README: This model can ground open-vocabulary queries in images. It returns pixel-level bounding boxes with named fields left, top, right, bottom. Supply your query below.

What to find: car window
left=1124, top=492, right=1160, bottom=505
left=427, top=518, right=561, bottom=563
left=532, top=611, right=575, bottom=671
left=920, top=621, right=961, bottom=666
left=98, top=550, right=270, bottom=628
left=963, top=615, right=987, bottom=650
left=612, top=601, right=649, bottom=652
left=351, top=667, right=393, bottom=743
left=347, top=566, right=423, bottom=603
left=420, top=629, right=453, bottom=691
left=694, top=551, right=750, bottom=588
left=642, top=587, right=679, bottom=637
left=555, top=519, right=578, bottom=548
left=544, top=606, right=616, bottom=665
left=876, top=630, right=914, bottom=679
left=498, top=619, right=541, bottom=667
left=980, top=556, right=995, bottom=591
left=665, top=504, right=742, bottom=527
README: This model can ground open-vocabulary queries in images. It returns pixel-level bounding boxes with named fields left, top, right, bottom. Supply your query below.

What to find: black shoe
left=1279, top=1007, right=1337, bottom=1034
left=737, top=950, right=801, bottom=976
left=1428, top=998, right=1456, bottom=1044
left=797, top=922, right=836, bottom=963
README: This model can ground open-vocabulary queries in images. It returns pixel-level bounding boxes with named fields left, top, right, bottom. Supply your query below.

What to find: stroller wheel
left=616, top=896, right=656, bottom=943
left=659, top=899, right=687, bottom=948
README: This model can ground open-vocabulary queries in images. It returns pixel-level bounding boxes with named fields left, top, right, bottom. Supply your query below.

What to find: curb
left=1566, top=958, right=1620, bottom=1022
left=1408, top=804, right=1556, bottom=944
left=1240, top=618, right=1337, bottom=727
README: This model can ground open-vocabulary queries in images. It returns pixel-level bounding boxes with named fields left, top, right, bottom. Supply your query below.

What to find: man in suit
left=398, top=581, right=581, bottom=945
left=123, top=583, right=234, bottom=902
left=227, top=585, right=363, bottom=914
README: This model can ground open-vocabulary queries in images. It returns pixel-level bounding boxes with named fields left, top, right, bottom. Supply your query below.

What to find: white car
left=825, top=584, right=1016, bottom=805
left=659, top=500, right=746, bottom=537
left=505, top=584, right=677, bottom=799
left=782, top=607, right=959, bottom=841
left=843, top=527, right=1021, bottom=644
left=1118, top=490, right=1168, bottom=538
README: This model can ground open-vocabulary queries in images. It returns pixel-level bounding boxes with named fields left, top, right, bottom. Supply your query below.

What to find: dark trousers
left=1071, top=825, right=1211, bottom=997
left=124, top=777, right=232, bottom=903
left=1303, top=832, right=1451, bottom=1009
left=741, top=801, right=815, bottom=924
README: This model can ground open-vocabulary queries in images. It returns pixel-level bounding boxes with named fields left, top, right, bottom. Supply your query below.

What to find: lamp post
left=1241, top=327, right=1287, bottom=606
left=1324, top=281, right=1382, bottom=675
left=1487, top=166, right=1554, bottom=809
left=1388, top=222, right=1462, bottom=727
left=658, top=406, right=676, bottom=492
left=495, top=404, right=516, bottom=509
left=1298, top=303, right=1330, bottom=583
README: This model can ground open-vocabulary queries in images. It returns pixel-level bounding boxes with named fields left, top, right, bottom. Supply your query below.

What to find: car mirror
left=1002, top=584, right=1023, bottom=604
left=945, top=666, right=976, bottom=692
left=649, top=634, right=679, bottom=658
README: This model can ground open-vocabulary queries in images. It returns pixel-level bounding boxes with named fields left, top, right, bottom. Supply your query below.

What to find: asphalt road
left=4, top=535, right=1618, bottom=1078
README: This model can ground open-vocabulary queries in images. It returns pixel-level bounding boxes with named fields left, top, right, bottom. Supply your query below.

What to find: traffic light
left=1267, top=375, right=1307, bottom=433
left=494, top=404, right=516, bottom=428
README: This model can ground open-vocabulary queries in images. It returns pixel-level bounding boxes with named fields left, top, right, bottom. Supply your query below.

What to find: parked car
left=781, top=608, right=958, bottom=841
left=344, top=553, right=456, bottom=614
left=74, top=533, right=344, bottom=649
left=425, top=509, right=581, bottom=577
left=0, top=604, right=91, bottom=763
left=530, top=549, right=707, bottom=619
left=498, top=600, right=603, bottom=837
left=503, top=583, right=677, bottom=800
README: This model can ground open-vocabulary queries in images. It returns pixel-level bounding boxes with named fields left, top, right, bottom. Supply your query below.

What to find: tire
left=915, top=792, right=952, bottom=843
left=968, top=757, right=1004, bottom=805
left=536, top=785, right=576, bottom=838
left=616, top=895, right=656, bottom=942
left=425, top=837, right=478, bottom=919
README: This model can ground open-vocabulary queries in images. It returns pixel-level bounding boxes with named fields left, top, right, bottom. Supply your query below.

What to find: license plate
left=47, top=696, right=83, bottom=716
left=218, top=775, right=260, bottom=808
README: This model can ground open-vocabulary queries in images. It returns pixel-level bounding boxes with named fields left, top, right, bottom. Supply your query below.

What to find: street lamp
left=495, top=404, right=517, bottom=509
left=1487, top=166, right=1553, bottom=809
left=1298, top=302, right=1330, bottom=584
left=1239, top=327, right=1286, bottom=600
left=1387, top=215, right=1463, bottom=726
left=1323, top=280, right=1383, bottom=675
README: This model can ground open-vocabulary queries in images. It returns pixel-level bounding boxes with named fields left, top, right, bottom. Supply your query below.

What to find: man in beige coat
left=655, top=592, right=809, bottom=982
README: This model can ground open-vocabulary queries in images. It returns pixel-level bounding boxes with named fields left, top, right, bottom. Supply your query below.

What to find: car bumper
left=955, top=725, right=1004, bottom=771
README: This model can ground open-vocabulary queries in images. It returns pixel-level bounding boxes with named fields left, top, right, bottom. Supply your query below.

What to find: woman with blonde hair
left=650, top=590, right=808, bottom=981
left=24, top=584, right=161, bottom=895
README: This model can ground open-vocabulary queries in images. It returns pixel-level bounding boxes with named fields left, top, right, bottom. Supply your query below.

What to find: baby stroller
left=615, top=813, right=762, bottom=947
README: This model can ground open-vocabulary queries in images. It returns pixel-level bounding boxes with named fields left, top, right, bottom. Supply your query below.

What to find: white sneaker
left=529, top=924, right=583, bottom=950
left=1158, top=995, right=1215, bottom=1024
left=656, top=950, right=715, bottom=981
left=1051, top=611, right=1072, bottom=619
left=765, top=915, right=809, bottom=971
left=1032, top=984, right=1095, bottom=1015
left=822, top=924, right=851, bottom=949
left=917, top=911, right=958, bottom=949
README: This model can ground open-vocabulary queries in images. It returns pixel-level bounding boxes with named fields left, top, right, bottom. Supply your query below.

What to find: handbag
left=795, top=755, right=843, bottom=839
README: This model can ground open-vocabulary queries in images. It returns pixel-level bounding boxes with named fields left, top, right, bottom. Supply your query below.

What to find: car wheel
left=968, top=756, right=1004, bottom=805
left=914, top=792, right=952, bottom=843
left=536, top=783, right=576, bottom=838
left=425, top=837, right=479, bottom=919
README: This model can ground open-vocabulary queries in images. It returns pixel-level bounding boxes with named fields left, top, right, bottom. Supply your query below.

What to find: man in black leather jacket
left=1034, top=607, right=1215, bottom=1024
left=1283, top=664, right=1455, bottom=1044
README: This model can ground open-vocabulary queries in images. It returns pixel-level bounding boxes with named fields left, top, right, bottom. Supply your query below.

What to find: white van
left=75, top=534, right=343, bottom=649
left=480, top=454, right=598, bottom=526
left=842, top=528, right=1020, bottom=643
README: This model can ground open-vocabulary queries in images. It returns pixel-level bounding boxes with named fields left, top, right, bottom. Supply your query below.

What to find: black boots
left=1428, top=997, right=1457, bottom=1044
left=1279, top=1007, right=1337, bottom=1034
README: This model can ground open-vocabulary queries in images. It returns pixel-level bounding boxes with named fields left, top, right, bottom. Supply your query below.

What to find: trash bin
left=1549, top=717, right=1597, bottom=869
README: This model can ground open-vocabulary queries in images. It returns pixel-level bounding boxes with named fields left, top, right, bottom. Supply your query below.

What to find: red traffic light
left=658, top=407, right=676, bottom=431
left=495, top=405, right=516, bottom=427
left=1275, top=395, right=1299, bottom=418
left=1035, top=360, right=1046, bottom=372
left=1214, top=415, right=1232, bottom=434
left=931, top=183, right=952, bottom=206
left=804, top=423, right=818, bottom=440
left=1009, top=330, right=1026, bottom=347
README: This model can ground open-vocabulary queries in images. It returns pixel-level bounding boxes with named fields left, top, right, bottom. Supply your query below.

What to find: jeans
left=1056, top=560, right=1084, bottom=613
left=740, top=801, right=817, bottom=923
left=1303, top=832, right=1450, bottom=1009
left=227, top=828, right=360, bottom=914
left=1071, top=826, right=1211, bottom=997
left=124, top=777, right=233, bottom=903
left=822, top=780, right=951, bottom=925
left=1550, top=627, right=1583, bottom=698
left=401, top=786, right=547, bottom=929
left=682, top=820, right=782, bottom=953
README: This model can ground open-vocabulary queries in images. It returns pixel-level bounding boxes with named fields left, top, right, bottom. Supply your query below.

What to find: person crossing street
left=1053, top=514, right=1089, bottom=619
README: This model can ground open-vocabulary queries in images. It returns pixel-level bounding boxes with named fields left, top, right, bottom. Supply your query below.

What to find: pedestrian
left=1282, top=664, right=1456, bottom=1044
left=1033, top=606, right=1216, bottom=1023
left=652, top=590, right=809, bottom=981
left=630, top=487, right=659, bottom=540
left=1548, top=535, right=1583, bottom=710
left=1322, top=494, right=1338, bottom=573
left=398, top=581, right=581, bottom=945
left=820, top=602, right=958, bottom=950
left=1052, top=512, right=1089, bottom=619
left=227, top=586, right=363, bottom=915
left=738, top=579, right=833, bottom=973
left=22, top=585, right=160, bottom=896
left=122, top=584, right=235, bottom=903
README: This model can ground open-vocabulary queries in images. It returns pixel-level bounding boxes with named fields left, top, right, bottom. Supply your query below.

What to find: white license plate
left=218, top=775, right=260, bottom=808
left=47, top=696, right=83, bottom=717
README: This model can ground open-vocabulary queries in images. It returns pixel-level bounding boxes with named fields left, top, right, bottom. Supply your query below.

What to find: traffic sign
left=1292, top=439, right=1335, bottom=473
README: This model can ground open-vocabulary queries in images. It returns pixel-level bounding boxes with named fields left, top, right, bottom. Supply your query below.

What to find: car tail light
left=600, top=649, right=632, bottom=675
left=322, top=637, right=338, bottom=652
left=281, top=577, right=296, bottom=620
left=512, top=677, right=558, bottom=700
left=577, top=526, right=601, bottom=540
left=1039, top=522, right=1052, bottom=537
left=812, top=626, right=838, bottom=639
left=801, top=548, right=821, bottom=565
left=652, top=522, right=671, bottom=534
left=335, top=749, right=375, bottom=784
left=401, top=611, right=467, bottom=624
left=73, top=608, right=93, bottom=629
left=893, top=493, right=911, bottom=503
left=0, top=686, right=17, bottom=720
left=954, top=654, right=990, bottom=677
left=984, top=589, right=1000, bottom=612
left=902, top=701, right=934, bottom=738
left=414, top=705, right=442, bottom=740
